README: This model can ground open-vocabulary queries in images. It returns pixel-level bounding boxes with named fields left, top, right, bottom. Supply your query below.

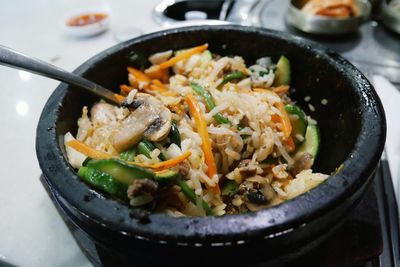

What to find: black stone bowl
left=36, top=25, right=386, bottom=266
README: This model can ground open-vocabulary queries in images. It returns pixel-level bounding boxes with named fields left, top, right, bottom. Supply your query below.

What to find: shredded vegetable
left=190, top=82, right=230, bottom=124
left=275, top=101, right=292, bottom=139
left=185, top=94, right=220, bottom=194
left=66, top=139, right=190, bottom=171
left=158, top=43, right=208, bottom=69
left=65, top=46, right=327, bottom=216
left=130, top=151, right=191, bottom=171
left=66, top=140, right=111, bottom=159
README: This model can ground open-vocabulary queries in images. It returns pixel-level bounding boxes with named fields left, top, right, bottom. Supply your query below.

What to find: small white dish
left=64, top=10, right=110, bottom=37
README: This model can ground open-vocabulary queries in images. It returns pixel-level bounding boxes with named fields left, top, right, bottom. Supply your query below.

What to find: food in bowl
left=301, top=0, right=360, bottom=17
left=64, top=44, right=328, bottom=216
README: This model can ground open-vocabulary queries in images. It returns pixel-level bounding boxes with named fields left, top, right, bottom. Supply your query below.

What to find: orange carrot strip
left=185, top=94, right=220, bottom=195
left=252, top=88, right=268, bottom=93
left=286, top=136, right=296, bottom=152
left=127, top=67, right=151, bottom=84
left=253, top=87, right=289, bottom=95
left=271, top=114, right=280, bottom=123
left=114, top=94, right=125, bottom=103
left=151, top=79, right=167, bottom=89
left=158, top=44, right=208, bottom=69
left=272, top=85, right=290, bottom=94
left=255, top=89, right=292, bottom=139
left=128, top=151, right=191, bottom=171
left=160, top=68, right=170, bottom=83
left=169, top=103, right=185, bottom=117
left=275, top=101, right=292, bottom=140
left=253, top=88, right=291, bottom=139
left=161, top=91, right=180, bottom=97
left=120, top=84, right=134, bottom=94
left=66, top=140, right=111, bottom=159
left=145, top=66, right=170, bottom=83
left=67, top=139, right=190, bottom=171
left=252, top=88, right=279, bottom=96
left=128, top=74, right=138, bottom=88
left=149, top=84, right=167, bottom=92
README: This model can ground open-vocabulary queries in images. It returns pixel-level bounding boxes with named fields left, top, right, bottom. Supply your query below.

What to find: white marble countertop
left=1, top=1, right=399, bottom=266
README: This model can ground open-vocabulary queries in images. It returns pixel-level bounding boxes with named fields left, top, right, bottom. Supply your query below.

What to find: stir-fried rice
left=65, top=44, right=328, bottom=216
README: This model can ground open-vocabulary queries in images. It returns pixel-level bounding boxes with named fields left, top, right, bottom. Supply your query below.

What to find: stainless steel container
left=152, top=0, right=266, bottom=26
left=286, top=0, right=371, bottom=34
left=382, top=0, right=400, bottom=34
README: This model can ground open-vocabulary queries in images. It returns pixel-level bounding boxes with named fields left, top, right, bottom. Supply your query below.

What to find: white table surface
left=1, top=1, right=399, bottom=267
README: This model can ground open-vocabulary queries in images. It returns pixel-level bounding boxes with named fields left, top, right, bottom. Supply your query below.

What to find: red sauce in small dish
left=67, top=13, right=108, bottom=27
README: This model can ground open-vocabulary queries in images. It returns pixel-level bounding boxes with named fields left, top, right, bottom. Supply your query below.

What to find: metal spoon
left=0, top=45, right=122, bottom=105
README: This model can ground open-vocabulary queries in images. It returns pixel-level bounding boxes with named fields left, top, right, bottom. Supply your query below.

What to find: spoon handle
left=0, top=45, right=121, bottom=105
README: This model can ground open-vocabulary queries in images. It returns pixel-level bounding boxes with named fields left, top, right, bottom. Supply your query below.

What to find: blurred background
left=0, top=0, right=399, bottom=266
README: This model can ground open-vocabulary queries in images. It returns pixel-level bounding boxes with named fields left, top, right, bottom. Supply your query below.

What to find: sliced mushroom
left=246, top=189, right=267, bottom=205
left=109, top=103, right=158, bottom=152
left=144, top=113, right=171, bottom=141
left=109, top=93, right=172, bottom=152
left=241, top=175, right=277, bottom=212
left=138, top=93, right=172, bottom=142
left=237, top=159, right=262, bottom=178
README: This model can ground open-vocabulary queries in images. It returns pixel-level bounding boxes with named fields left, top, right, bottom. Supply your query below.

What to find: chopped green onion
left=217, top=71, right=247, bottom=89
left=176, top=177, right=213, bottom=216
left=170, top=120, right=181, bottom=148
left=138, top=139, right=166, bottom=161
left=190, top=82, right=230, bottom=125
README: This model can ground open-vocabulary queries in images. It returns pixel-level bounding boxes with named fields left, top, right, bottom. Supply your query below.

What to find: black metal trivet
left=40, top=160, right=399, bottom=267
